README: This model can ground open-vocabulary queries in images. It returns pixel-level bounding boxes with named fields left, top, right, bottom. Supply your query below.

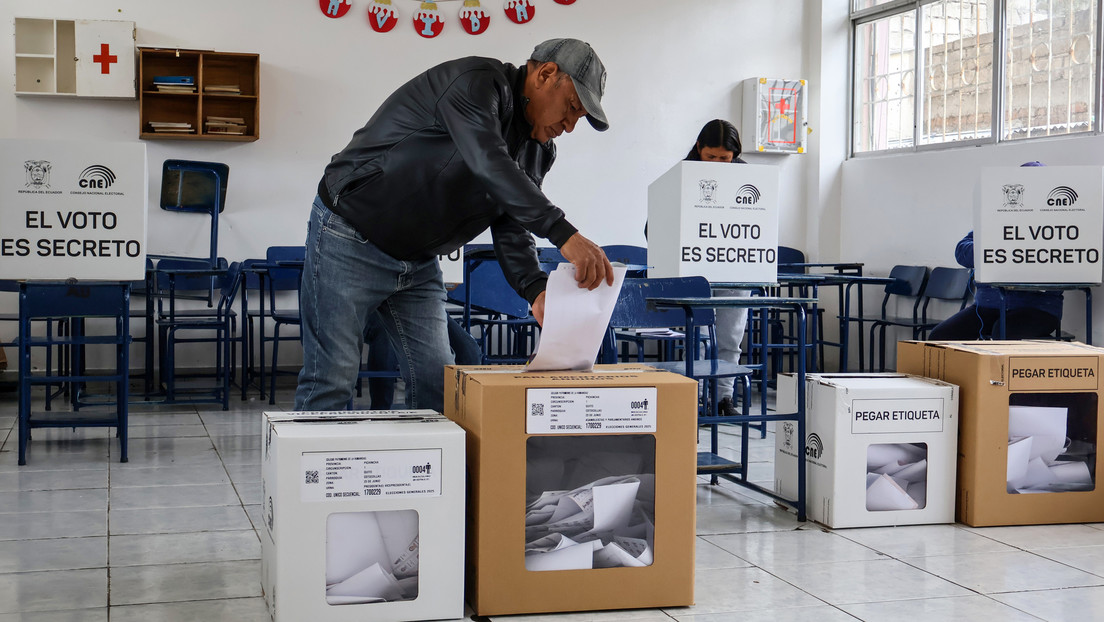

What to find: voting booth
left=774, top=373, right=959, bottom=528
left=261, top=411, right=466, bottom=622
left=975, top=166, right=1104, bottom=285
left=444, top=365, right=698, bottom=616
left=647, top=161, right=780, bottom=283
left=899, top=341, right=1104, bottom=527
left=0, top=138, right=148, bottom=281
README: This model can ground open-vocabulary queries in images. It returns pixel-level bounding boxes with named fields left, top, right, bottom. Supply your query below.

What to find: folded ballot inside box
left=444, top=365, right=698, bottom=616
left=775, top=373, right=959, bottom=528
left=898, top=340, right=1104, bottom=526
left=260, top=411, right=465, bottom=622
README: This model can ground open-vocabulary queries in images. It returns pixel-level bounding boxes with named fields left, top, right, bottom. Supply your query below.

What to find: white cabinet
left=14, top=17, right=135, bottom=98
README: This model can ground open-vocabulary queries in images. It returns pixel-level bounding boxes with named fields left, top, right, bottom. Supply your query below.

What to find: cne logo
left=805, top=432, right=824, bottom=459
left=78, top=165, right=116, bottom=189
left=734, top=184, right=761, bottom=205
left=1047, top=186, right=1079, bottom=207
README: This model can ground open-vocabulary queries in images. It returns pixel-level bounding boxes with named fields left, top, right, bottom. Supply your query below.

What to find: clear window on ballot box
left=525, top=435, right=656, bottom=571
left=867, top=443, right=928, bottom=511
left=325, top=509, right=419, bottom=605
left=1006, top=393, right=1097, bottom=495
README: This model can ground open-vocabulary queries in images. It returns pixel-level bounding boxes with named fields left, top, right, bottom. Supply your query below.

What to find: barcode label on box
left=526, top=387, right=658, bottom=434
left=300, top=449, right=442, bottom=502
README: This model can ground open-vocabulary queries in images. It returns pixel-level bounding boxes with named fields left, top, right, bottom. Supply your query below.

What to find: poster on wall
left=0, top=139, right=148, bottom=281
left=975, top=166, right=1104, bottom=285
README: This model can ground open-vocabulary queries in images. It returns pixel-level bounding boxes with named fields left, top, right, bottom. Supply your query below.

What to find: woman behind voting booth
left=686, top=119, right=749, bottom=417
left=928, top=161, right=1064, bottom=341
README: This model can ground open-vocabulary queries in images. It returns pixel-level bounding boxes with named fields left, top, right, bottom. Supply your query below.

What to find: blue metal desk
left=648, top=295, right=816, bottom=521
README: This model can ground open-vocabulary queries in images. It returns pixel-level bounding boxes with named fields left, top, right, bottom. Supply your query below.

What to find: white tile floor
left=1, top=386, right=1103, bottom=621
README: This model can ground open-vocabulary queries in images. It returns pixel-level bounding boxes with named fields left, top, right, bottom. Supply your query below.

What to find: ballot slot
left=1005, top=393, right=1097, bottom=495
left=524, top=435, right=656, bottom=571
left=325, top=509, right=420, bottom=605
left=866, top=443, right=928, bottom=511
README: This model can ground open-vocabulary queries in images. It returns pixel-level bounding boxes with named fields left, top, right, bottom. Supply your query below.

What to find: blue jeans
left=295, top=196, right=453, bottom=412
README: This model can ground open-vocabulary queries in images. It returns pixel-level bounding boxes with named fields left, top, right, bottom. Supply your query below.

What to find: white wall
left=1, top=0, right=821, bottom=369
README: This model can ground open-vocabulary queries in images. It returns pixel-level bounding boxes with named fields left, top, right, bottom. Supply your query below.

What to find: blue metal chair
left=18, top=281, right=131, bottom=465
left=870, top=266, right=971, bottom=370
left=838, top=265, right=929, bottom=371
left=154, top=261, right=242, bottom=409
left=160, top=160, right=228, bottom=266
left=601, top=244, right=649, bottom=277
left=447, top=247, right=539, bottom=364
left=263, top=246, right=305, bottom=404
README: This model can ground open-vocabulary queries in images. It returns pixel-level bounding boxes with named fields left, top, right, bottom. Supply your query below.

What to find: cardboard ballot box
left=444, top=365, right=698, bottom=616
left=261, top=411, right=465, bottom=622
left=898, top=340, right=1104, bottom=527
left=647, top=160, right=780, bottom=283
left=775, top=373, right=959, bottom=528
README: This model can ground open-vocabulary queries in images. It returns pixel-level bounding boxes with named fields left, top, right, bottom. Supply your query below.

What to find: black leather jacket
left=318, top=57, right=578, bottom=304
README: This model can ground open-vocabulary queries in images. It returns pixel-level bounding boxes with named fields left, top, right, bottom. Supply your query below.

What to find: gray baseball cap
left=531, top=38, right=608, bottom=131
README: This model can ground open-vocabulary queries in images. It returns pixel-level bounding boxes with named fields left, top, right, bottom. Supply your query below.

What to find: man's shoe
left=717, top=396, right=739, bottom=416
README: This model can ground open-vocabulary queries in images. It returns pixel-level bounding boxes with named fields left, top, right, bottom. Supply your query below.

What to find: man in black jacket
left=295, top=38, right=614, bottom=413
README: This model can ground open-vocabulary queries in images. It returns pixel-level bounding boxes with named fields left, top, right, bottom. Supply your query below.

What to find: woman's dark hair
left=685, top=119, right=742, bottom=161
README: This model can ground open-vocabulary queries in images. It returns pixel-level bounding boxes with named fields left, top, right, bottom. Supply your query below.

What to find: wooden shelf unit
left=138, top=47, right=259, bottom=141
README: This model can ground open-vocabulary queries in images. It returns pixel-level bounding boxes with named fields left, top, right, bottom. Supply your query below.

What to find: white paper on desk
left=526, top=264, right=627, bottom=371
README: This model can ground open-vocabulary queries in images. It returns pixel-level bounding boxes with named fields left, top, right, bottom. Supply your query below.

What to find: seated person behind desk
left=687, top=120, right=747, bottom=416
left=928, top=230, right=1063, bottom=340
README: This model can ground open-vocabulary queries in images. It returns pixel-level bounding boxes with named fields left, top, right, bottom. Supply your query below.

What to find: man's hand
left=531, top=290, right=546, bottom=327
left=560, top=232, right=614, bottom=290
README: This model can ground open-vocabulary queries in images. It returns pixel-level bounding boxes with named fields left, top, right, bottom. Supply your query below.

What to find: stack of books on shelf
left=204, top=84, right=242, bottom=95
left=205, top=116, right=247, bottom=135
left=153, top=76, right=196, bottom=93
left=148, top=121, right=195, bottom=134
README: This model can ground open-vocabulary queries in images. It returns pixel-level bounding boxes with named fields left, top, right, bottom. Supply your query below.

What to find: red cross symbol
left=775, top=97, right=790, bottom=117
left=93, top=44, right=117, bottom=74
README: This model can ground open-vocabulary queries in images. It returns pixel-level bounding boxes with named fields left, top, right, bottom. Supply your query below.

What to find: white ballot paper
left=524, top=474, right=654, bottom=571
left=866, top=443, right=927, bottom=511
left=326, top=510, right=419, bottom=604
left=526, top=264, right=627, bottom=372
left=1006, top=405, right=1095, bottom=494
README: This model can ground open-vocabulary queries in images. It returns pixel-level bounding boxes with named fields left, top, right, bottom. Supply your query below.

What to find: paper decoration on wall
left=368, top=0, right=400, bottom=32
left=414, top=1, right=444, bottom=38
left=459, top=0, right=490, bottom=35
left=321, top=0, right=353, bottom=18
left=504, top=0, right=535, bottom=24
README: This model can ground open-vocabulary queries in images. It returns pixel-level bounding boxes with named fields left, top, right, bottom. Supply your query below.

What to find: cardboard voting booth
left=647, top=161, right=780, bottom=283
left=0, top=138, right=147, bottom=281
left=775, top=373, right=959, bottom=528
left=444, top=365, right=698, bottom=616
left=899, top=340, right=1104, bottom=526
left=261, top=411, right=465, bottom=622
left=975, top=166, right=1104, bottom=285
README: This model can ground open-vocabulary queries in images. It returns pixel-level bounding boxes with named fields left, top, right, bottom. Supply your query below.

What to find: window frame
left=849, top=0, right=1104, bottom=158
